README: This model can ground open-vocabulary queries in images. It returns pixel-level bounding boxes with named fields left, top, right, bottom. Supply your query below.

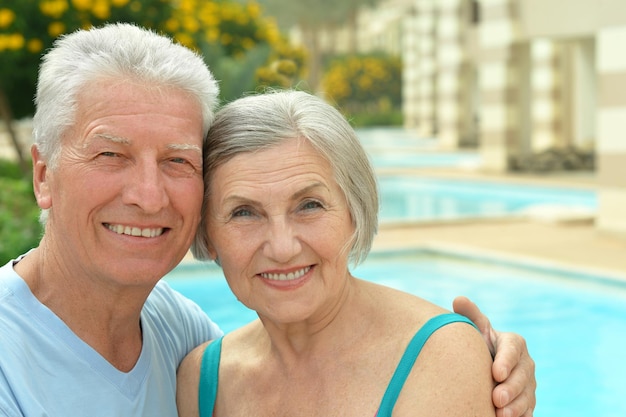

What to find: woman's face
left=205, top=138, right=356, bottom=325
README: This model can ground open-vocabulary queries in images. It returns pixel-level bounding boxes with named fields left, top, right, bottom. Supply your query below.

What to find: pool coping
left=369, top=243, right=626, bottom=290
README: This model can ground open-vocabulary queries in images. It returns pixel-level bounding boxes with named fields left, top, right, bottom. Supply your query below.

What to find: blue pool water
left=165, top=250, right=626, bottom=417
left=355, top=127, right=481, bottom=169
left=378, top=176, right=597, bottom=223
left=354, top=128, right=597, bottom=223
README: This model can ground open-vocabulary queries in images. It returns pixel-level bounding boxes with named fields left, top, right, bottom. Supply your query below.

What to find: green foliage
left=321, top=53, right=402, bottom=126
left=0, top=0, right=174, bottom=119
left=255, top=41, right=308, bottom=91
left=0, top=164, right=41, bottom=265
left=0, top=157, right=27, bottom=179
left=348, top=109, right=403, bottom=127
left=0, top=0, right=307, bottom=117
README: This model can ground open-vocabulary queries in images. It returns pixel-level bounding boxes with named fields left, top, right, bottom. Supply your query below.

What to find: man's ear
left=31, top=145, right=52, bottom=210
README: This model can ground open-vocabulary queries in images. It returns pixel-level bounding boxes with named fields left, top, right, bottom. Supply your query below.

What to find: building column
left=402, top=3, right=420, bottom=129
left=477, top=0, right=522, bottom=172
left=530, top=39, right=563, bottom=152
left=416, top=0, right=438, bottom=138
left=596, top=25, right=626, bottom=236
left=436, top=0, right=473, bottom=149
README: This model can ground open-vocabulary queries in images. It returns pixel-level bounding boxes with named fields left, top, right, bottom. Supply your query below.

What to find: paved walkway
left=373, top=219, right=626, bottom=279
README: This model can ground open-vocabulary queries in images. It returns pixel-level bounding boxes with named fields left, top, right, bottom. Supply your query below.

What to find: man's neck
left=14, top=247, right=146, bottom=371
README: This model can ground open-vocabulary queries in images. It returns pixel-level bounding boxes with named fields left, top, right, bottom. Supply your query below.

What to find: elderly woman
left=177, top=90, right=535, bottom=417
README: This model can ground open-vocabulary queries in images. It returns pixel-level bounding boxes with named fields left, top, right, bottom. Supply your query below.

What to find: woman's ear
left=31, top=145, right=52, bottom=210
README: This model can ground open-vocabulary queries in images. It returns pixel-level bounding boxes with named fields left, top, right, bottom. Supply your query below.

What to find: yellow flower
left=198, top=10, right=219, bottom=27
left=130, top=0, right=141, bottom=12
left=175, top=32, right=195, bottom=49
left=0, top=8, right=16, bottom=29
left=183, top=16, right=199, bottom=33
left=178, top=0, right=196, bottom=13
left=40, top=0, right=69, bottom=19
left=246, top=2, right=260, bottom=19
left=7, top=33, right=25, bottom=50
left=111, top=0, right=130, bottom=7
left=165, top=18, right=180, bottom=33
left=48, top=21, right=66, bottom=38
left=275, top=59, right=297, bottom=77
left=27, top=38, right=44, bottom=53
left=205, top=28, right=219, bottom=42
left=235, top=12, right=249, bottom=26
left=71, top=0, right=92, bottom=12
left=92, top=0, right=110, bottom=20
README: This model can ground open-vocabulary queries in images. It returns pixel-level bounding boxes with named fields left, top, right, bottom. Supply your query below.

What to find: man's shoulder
left=143, top=280, right=223, bottom=342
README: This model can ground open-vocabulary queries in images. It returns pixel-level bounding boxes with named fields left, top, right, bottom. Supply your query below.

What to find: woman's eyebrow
left=292, top=182, right=328, bottom=200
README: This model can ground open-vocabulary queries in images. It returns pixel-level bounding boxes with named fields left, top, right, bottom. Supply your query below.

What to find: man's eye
left=170, top=157, right=188, bottom=164
left=100, top=151, right=119, bottom=157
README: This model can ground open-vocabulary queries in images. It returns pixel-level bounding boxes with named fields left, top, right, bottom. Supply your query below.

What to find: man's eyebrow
left=94, top=133, right=130, bottom=145
left=93, top=134, right=201, bottom=154
left=167, top=143, right=202, bottom=153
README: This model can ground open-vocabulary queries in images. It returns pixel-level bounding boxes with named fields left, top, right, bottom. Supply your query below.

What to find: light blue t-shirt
left=0, top=256, right=223, bottom=417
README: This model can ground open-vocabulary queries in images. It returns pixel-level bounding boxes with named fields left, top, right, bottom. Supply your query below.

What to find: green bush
left=0, top=167, right=41, bottom=265
left=348, top=109, right=403, bottom=127
left=0, top=158, right=25, bottom=179
left=321, top=53, right=402, bottom=124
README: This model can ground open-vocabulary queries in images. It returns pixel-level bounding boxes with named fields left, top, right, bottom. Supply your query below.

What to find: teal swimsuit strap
left=377, top=313, right=478, bottom=417
left=198, top=336, right=224, bottom=417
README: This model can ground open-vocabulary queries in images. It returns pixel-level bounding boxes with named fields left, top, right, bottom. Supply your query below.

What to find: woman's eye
left=301, top=200, right=324, bottom=211
left=232, top=207, right=253, bottom=217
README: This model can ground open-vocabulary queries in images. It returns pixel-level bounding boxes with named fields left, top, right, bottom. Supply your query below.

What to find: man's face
left=33, top=79, right=205, bottom=289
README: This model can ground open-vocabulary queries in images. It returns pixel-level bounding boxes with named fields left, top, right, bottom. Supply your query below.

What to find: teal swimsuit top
left=198, top=313, right=477, bottom=417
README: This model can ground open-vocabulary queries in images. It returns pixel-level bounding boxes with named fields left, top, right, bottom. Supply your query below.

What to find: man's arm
left=453, top=296, right=536, bottom=417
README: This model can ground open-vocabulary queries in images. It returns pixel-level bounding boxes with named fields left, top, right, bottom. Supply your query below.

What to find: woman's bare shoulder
left=176, top=340, right=213, bottom=417
left=398, top=319, right=496, bottom=416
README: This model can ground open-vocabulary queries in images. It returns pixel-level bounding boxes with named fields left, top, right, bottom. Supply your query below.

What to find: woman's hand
left=453, top=296, right=536, bottom=417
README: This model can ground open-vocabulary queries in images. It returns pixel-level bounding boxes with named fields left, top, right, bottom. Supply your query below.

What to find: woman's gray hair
left=32, top=23, right=219, bottom=169
left=191, top=90, right=379, bottom=266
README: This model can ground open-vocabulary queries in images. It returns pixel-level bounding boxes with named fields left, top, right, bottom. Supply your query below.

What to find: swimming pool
left=165, top=250, right=626, bottom=417
left=355, top=128, right=597, bottom=223
left=378, top=176, right=597, bottom=224
left=355, top=127, right=481, bottom=169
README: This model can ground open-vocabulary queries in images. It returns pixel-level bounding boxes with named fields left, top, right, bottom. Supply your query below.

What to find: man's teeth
left=261, top=266, right=311, bottom=281
left=106, top=224, right=164, bottom=237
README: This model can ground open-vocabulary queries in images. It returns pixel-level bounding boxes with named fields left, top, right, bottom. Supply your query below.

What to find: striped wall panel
left=477, top=0, right=521, bottom=171
left=436, top=0, right=471, bottom=148
left=530, top=39, right=563, bottom=151
left=596, top=25, right=626, bottom=234
left=416, top=0, right=438, bottom=138
left=402, top=2, right=421, bottom=128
